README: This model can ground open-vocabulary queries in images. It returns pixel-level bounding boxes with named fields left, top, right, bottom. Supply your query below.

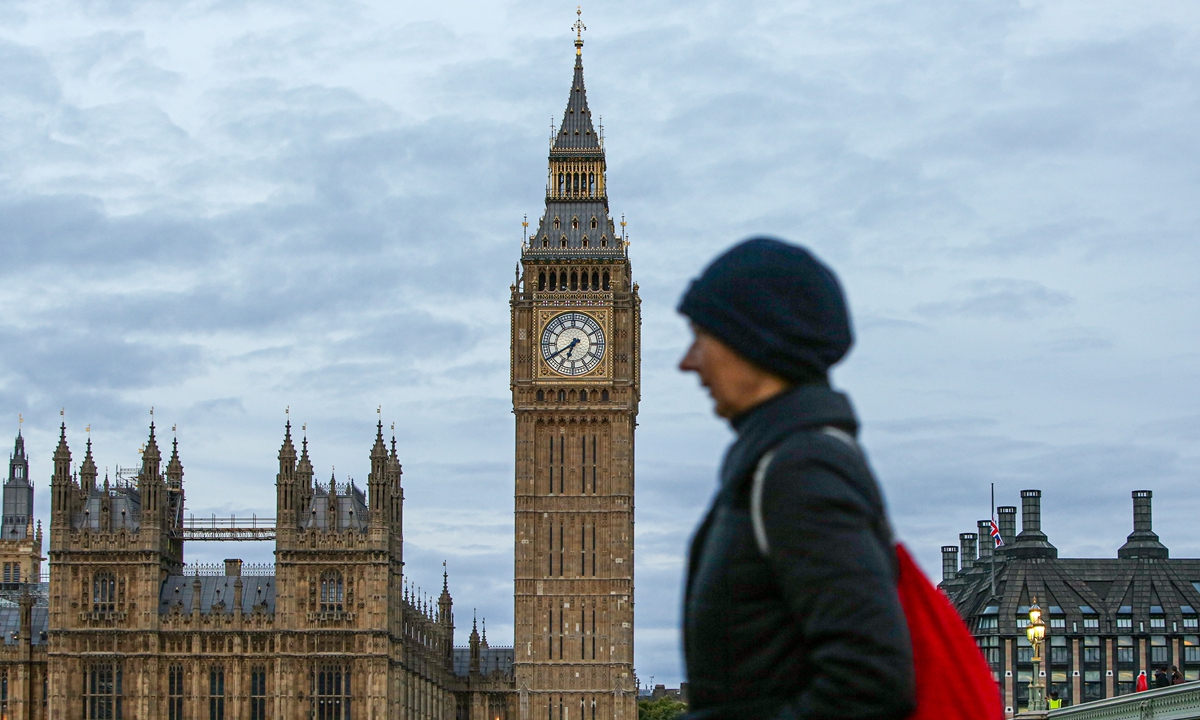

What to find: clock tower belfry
left=510, top=16, right=639, bottom=720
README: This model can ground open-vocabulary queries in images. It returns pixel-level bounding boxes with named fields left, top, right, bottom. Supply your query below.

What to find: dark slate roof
left=0, top=605, right=48, bottom=645
left=159, top=575, right=275, bottom=615
left=552, top=50, right=600, bottom=152
left=75, top=485, right=141, bottom=532
left=531, top=200, right=619, bottom=252
left=302, top=479, right=368, bottom=532
left=452, top=647, right=515, bottom=678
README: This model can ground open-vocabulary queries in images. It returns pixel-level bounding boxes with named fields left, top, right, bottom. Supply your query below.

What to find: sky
left=2, top=0, right=1200, bottom=688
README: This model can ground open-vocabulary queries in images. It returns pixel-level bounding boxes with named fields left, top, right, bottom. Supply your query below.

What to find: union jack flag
left=990, top=518, right=1004, bottom=547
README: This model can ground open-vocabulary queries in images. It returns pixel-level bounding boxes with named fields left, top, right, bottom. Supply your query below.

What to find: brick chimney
left=941, top=545, right=959, bottom=581
left=224, top=558, right=243, bottom=577
left=977, top=520, right=994, bottom=561
left=997, top=506, right=1017, bottom=547
left=959, top=533, right=978, bottom=570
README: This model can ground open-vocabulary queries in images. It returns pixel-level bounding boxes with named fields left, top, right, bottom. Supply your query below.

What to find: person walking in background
left=1171, top=665, right=1184, bottom=685
left=1137, top=670, right=1149, bottom=692
left=1155, top=666, right=1171, bottom=688
left=676, top=237, right=915, bottom=720
left=1047, top=691, right=1062, bottom=709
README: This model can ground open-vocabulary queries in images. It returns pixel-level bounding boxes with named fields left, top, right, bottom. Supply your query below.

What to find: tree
left=638, top=696, right=687, bottom=720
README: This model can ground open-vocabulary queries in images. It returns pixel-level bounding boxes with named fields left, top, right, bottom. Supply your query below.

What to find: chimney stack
left=1118, top=490, right=1169, bottom=559
left=941, top=545, right=959, bottom=582
left=1009, top=489, right=1057, bottom=559
left=959, top=533, right=978, bottom=569
left=977, top=520, right=994, bottom=561
left=224, top=559, right=243, bottom=577
left=997, top=506, right=1017, bottom=547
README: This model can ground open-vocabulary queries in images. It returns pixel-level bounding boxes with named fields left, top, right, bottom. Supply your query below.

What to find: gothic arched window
left=538, top=272, right=546, bottom=291
left=570, top=272, right=578, bottom=291
left=601, top=390, right=610, bottom=402
left=602, top=271, right=610, bottom=290
left=549, top=271, right=557, bottom=291
left=572, top=217, right=579, bottom=230
left=591, top=271, right=599, bottom=289
left=553, top=217, right=561, bottom=230
left=536, top=390, right=545, bottom=402
left=590, top=216, right=597, bottom=229
left=320, top=570, right=344, bottom=613
left=582, top=237, right=589, bottom=249
left=580, top=271, right=589, bottom=290
left=589, top=174, right=595, bottom=196
left=93, top=572, right=115, bottom=612
left=558, top=390, right=566, bottom=402
left=559, top=269, right=568, bottom=289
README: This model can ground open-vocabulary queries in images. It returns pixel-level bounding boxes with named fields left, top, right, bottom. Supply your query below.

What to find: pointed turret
left=166, top=437, right=183, bottom=487
left=368, top=419, right=388, bottom=524
left=138, top=422, right=166, bottom=526
left=297, top=432, right=314, bottom=519
left=50, top=424, right=74, bottom=528
left=276, top=421, right=299, bottom=527
left=469, top=613, right=481, bottom=676
left=4, top=428, right=35, bottom=539
left=80, top=437, right=97, bottom=493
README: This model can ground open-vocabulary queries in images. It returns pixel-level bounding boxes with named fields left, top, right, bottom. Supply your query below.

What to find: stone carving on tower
left=511, top=12, right=640, bottom=720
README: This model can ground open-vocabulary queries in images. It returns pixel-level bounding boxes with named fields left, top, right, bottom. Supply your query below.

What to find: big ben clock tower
left=511, top=13, right=639, bottom=720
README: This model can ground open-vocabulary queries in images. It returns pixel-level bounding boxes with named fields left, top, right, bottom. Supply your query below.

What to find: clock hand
left=546, top=338, right=580, bottom=360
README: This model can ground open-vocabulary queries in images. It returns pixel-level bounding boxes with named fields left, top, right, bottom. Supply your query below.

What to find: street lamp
left=1027, top=599, right=1047, bottom=711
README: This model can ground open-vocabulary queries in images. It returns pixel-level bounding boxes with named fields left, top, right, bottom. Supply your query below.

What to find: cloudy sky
left=3, top=0, right=1200, bottom=687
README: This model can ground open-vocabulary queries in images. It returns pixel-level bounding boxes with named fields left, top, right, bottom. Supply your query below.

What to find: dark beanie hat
left=677, top=237, right=853, bottom=382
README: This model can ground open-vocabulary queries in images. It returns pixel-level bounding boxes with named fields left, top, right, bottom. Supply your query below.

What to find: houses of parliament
left=0, top=18, right=639, bottom=720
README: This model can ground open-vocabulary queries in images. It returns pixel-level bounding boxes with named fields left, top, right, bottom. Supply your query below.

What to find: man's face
left=678, top=324, right=788, bottom=419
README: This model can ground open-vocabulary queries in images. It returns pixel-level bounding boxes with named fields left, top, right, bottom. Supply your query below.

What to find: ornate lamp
left=1027, top=599, right=1047, bottom=711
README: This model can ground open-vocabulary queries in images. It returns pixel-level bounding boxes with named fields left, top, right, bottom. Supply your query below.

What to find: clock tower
left=510, top=17, right=639, bottom=720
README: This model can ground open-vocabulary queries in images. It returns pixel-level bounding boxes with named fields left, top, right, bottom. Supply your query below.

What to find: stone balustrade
left=1023, top=682, right=1200, bottom=720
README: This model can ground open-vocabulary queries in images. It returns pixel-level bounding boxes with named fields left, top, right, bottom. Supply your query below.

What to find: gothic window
left=553, top=216, right=561, bottom=230
left=558, top=174, right=565, bottom=195
left=549, top=436, right=554, bottom=494
left=536, top=389, right=545, bottom=402
left=168, top=664, right=184, bottom=720
left=209, top=666, right=225, bottom=720
left=591, top=523, right=597, bottom=575
left=538, top=272, right=546, bottom=291
left=601, top=390, right=609, bottom=402
left=582, top=237, right=589, bottom=249
left=560, top=237, right=567, bottom=249
left=558, top=390, right=565, bottom=402
left=572, top=217, right=579, bottom=230
left=548, top=521, right=554, bottom=575
left=559, top=521, right=565, bottom=577
left=542, top=238, right=549, bottom=248
left=93, top=572, right=115, bottom=612
left=591, top=435, right=597, bottom=494
left=250, top=666, right=267, bottom=720
left=11, top=565, right=17, bottom=583
left=591, top=271, right=599, bottom=289
left=320, top=571, right=344, bottom=612
left=580, top=436, right=586, bottom=493
left=84, top=663, right=122, bottom=720
left=559, top=270, right=567, bottom=289
left=570, top=272, right=578, bottom=290
left=589, top=174, right=595, bottom=196
left=313, top=665, right=351, bottom=720
left=602, top=271, right=610, bottom=290
left=600, top=237, right=607, bottom=248
left=590, top=216, right=598, bottom=229
left=581, top=271, right=589, bottom=290
left=549, top=272, right=557, bottom=291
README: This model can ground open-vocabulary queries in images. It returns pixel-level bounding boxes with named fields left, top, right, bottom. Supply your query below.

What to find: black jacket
left=682, top=385, right=915, bottom=720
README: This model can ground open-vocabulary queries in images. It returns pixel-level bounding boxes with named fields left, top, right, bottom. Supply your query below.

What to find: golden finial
left=60, top=408, right=64, bottom=418
left=391, top=422, right=395, bottom=432
left=573, top=6, right=586, bottom=55
left=302, top=423, right=307, bottom=432
left=86, top=424, right=90, bottom=434
left=17, top=413, right=21, bottom=427
left=286, top=405, right=290, bottom=416
left=377, top=405, right=382, bottom=417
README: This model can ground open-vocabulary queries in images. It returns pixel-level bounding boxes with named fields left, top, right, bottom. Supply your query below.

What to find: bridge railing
left=1045, top=681, right=1200, bottom=720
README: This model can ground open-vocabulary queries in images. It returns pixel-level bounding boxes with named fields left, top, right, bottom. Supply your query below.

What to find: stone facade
left=941, top=489, right=1200, bottom=718
left=509, top=27, right=640, bottom=720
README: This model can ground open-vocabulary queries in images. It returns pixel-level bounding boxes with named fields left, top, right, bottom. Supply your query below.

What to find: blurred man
left=677, top=238, right=915, bottom=719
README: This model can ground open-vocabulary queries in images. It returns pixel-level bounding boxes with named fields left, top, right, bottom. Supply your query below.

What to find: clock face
left=541, top=312, right=606, bottom=376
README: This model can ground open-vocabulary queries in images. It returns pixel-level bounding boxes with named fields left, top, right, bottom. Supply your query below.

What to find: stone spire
left=469, top=612, right=481, bottom=676
left=368, top=418, right=388, bottom=524
left=50, top=422, right=74, bottom=528
left=80, top=437, right=98, bottom=493
left=3, top=426, right=34, bottom=540
left=277, top=420, right=298, bottom=526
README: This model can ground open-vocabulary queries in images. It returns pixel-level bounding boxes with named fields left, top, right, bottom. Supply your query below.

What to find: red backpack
left=895, top=543, right=1004, bottom=720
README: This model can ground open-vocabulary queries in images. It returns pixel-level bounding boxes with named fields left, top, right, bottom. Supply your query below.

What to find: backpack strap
left=750, top=426, right=861, bottom=556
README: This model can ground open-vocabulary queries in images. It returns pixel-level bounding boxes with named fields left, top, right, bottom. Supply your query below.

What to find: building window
left=1050, top=616, right=1065, bottom=629
left=1117, top=670, right=1136, bottom=696
left=320, top=571, right=344, bottom=613
left=1185, top=616, right=1198, bottom=630
left=538, top=272, right=546, bottom=291
left=313, top=665, right=351, bottom=720
left=1151, top=616, right=1166, bottom=630
left=1050, top=636, right=1070, bottom=666
left=1083, top=670, right=1103, bottom=701
left=93, top=572, right=116, bottom=612
left=1117, top=636, right=1135, bottom=665
left=209, top=666, right=225, bottom=720
left=1117, top=616, right=1132, bottom=629
left=549, top=272, right=557, bottom=291
left=977, top=635, right=1000, bottom=665
left=251, top=666, right=267, bottom=720
left=1082, top=617, right=1099, bottom=630
left=1186, top=636, right=1200, bottom=664
left=169, top=664, right=184, bottom=720
left=601, top=271, right=610, bottom=290
left=1151, top=635, right=1169, bottom=666
left=1083, top=636, right=1101, bottom=666
left=977, top=616, right=997, bottom=631
left=1016, top=635, right=1032, bottom=664
left=84, top=663, right=122, bottom=720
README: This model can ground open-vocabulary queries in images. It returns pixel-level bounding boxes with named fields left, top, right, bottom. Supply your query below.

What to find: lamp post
left=1027, top=600, right=1048, bottom=711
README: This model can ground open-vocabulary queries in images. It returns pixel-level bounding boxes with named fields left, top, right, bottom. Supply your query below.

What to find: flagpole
left=990, top=482, right=997, bottom=598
